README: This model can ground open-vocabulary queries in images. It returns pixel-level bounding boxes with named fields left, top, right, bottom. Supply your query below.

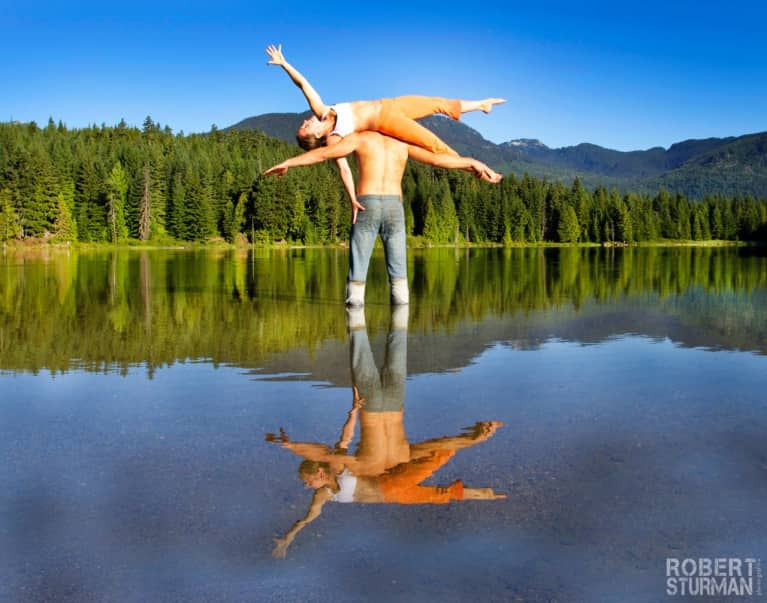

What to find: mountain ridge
left=226, top=113, right=767, bottom=198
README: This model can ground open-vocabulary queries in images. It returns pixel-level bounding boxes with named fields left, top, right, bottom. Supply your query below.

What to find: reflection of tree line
left=266, top=307, right=504, bottom=558
left=1, top=247, right=766, bottom=372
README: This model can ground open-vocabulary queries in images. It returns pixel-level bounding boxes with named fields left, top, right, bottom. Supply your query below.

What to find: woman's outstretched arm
left=272, top=487, right=333, bottom=558
left=266, top=44, right=329, bottom=118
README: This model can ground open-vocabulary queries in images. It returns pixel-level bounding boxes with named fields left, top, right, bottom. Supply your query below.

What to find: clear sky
left=2, top=0, right=766, bottom=151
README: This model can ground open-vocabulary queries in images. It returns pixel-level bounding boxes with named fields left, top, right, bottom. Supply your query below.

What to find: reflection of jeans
left=350, top=324, right=407, bottom=413
left=348, top=195, right=407, bottom=283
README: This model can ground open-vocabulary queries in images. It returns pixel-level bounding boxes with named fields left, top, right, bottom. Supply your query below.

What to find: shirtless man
left=264, top=131, right=502, bottom=306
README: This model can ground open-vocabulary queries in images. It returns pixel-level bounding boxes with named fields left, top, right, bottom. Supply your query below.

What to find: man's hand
left=266, top=44, right=286, bottom=67
left=352, top=386, right=366, bottom=409
left=480, top=168, right=503, bottom=184
left=470, top=160, right=503, bottom=183
left=265, top=427, right=289, bottom=443
left=351, top=198, right=366, bottom=225
left=465, top=420, right=503, bottom=441
left=264, top=162, right=289, bottom=177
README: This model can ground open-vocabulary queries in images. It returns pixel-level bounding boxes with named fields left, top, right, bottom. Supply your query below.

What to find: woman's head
left=296, top=116, right=327, bottom=150
left=298, top=460, right=333, bottom=489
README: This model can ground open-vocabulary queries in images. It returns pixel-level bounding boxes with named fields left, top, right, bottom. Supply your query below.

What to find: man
left=264, top=131, right=502, bottom=306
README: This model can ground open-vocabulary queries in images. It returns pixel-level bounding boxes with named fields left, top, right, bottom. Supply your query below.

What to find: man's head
left=296, top=116, right=328, bottom=150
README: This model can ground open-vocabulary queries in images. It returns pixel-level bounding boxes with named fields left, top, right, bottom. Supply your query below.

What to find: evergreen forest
left=1, top=119, right=766, bottom=245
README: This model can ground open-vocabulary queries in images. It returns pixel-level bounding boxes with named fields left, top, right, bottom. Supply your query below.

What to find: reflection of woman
left=266, top=307, right=505, bottom=558
left=266, top=44, right=505, bottom=210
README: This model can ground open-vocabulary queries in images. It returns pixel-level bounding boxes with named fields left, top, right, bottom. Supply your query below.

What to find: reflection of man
left=264, top=131, right=501, bottom=306
left=265, top=307, right=504, bottom=558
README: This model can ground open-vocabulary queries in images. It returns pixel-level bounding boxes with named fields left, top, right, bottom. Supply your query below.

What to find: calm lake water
left=1, top=246, right=766, bottom=602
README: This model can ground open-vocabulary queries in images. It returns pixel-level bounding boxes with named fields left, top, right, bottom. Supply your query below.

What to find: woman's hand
left=265, top=44, right=286, bottom=67
left=272, top=536, right=291, bottom=558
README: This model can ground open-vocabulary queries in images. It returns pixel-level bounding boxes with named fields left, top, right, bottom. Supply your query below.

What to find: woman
left=266, top=44, right=505, bottom=209
left=269, top=419, right=505, bottom=558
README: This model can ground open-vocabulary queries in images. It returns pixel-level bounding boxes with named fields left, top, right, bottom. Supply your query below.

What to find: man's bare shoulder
left=354, top=131, right=384, bottom=145
left=354, top=131, right=408, bottom=158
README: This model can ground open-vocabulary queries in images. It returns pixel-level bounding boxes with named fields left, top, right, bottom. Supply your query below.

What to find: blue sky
left=2, top=0, right=766, bottom=151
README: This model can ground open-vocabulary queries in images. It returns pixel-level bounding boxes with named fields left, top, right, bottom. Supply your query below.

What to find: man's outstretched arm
left=263, top=135, right=359, bottom=177
left=407, top=145, right=503, bottom=183
left=335, top=157, right=366, bottom=224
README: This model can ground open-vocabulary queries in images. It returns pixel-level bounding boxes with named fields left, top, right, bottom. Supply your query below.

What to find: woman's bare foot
left=461, top=98, right=507, bottom=115
left=463, top=487, right=507, bottom=500
left=478, top=98, right=506, bottom=113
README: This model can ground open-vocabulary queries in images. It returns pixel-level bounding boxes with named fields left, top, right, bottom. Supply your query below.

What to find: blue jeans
left=348, top=195, right=407, bottom=283
left=349, top=320, right=407, bottom=413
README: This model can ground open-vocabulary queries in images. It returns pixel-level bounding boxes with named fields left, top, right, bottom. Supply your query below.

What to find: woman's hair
left=298, top=460, right=329, bottom=479
left=296, top=132, right=326, bottom=151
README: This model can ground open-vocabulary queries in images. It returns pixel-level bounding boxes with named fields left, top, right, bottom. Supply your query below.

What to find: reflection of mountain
left=250, top=290, right=767, bottom=387
left=1, top=248, right=766, bottom=375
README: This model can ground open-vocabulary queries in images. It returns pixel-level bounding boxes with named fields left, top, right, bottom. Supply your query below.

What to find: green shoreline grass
left=2, top=238, right=758, bottom=252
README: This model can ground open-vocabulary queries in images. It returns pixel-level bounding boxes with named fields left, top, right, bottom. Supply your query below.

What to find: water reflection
left=1, top=248, right=765, bottom=601
left=266, top=306, right=505, bottom=558
left=1, top=246, right=767, bottom=375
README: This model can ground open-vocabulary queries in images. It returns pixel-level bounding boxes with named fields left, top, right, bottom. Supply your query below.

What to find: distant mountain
left=650, top=132, right=767, bottom=199
left=226, top=111, right=314, bottom=144
left=497, top=136, right=734, bottom=178
left=226, top=112, right=767, bottom=198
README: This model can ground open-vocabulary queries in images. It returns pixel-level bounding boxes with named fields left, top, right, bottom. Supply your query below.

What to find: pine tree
left=27, top=158, right=60, bottom=237
left=148, top=147, right=168, bottom=240
left=75, top=159, right=106, bottom=242
left=618, top=197, right=634, bottom=242
left=52, top=192, right=77, bottom=242
left=0, top=189, right=23, bottom=241
left=558, top=205, right=580, bottom=243
left=442, top=181, right=459, bottom=243
left=106, top=162, right=129, bottom=242
left=422, top=197, right=440, bottom=242
left=139, top=164, right=151, bottom=240
left=570, top=177, right=594, bottom=241
left=231, top=192, right=247, bottom=243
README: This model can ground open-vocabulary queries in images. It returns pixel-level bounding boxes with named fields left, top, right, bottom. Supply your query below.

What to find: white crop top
left=325, top=103, right=355, bottom=138
left=330, top=469, right=357, bottom=503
